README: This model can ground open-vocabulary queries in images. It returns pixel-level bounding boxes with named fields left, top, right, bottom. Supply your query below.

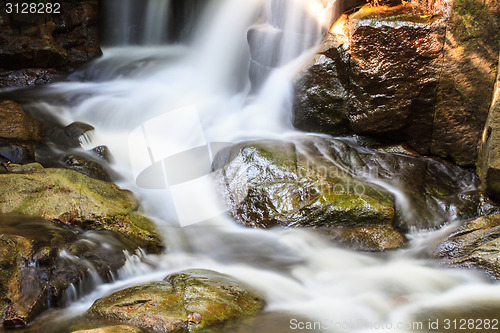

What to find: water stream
left=3, top=0, right=500, bottom=332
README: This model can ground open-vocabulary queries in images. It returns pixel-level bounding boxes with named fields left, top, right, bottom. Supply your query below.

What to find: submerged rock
left=63, top=154, right=113, bottom=182
left=214, top=136, right=490, bottom=249
left=0, top=214, right=144, bottom=328
left=214, top=138, right=395, bottom=229
left=88, top=269, right=265, bottom=332
left=0, top=167, right=163, bottom=252
left=433, top=214, right=500, bottom=279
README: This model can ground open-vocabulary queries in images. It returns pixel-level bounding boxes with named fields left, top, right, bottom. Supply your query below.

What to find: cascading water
left=4, top=0, right=500, bottom=332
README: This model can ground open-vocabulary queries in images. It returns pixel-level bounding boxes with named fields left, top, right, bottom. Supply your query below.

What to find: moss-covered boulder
left=88, top=269, right=265, bottom=332
left=432, top=214, right=500, bottom=279
left=0, top=214, right=146, bottom=328
left=0, top=167, right=163, bottom=252
left=214, top=136, right=491, bottom=249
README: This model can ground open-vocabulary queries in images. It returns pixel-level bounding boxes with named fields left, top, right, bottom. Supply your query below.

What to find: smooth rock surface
left=0, top=214, right=143, bottom=328
left=293, top=2, right=500, bottom=166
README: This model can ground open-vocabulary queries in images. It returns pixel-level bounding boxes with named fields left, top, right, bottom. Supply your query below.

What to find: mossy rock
left=89, top=269, right=265, bottom=332
left=0, top=167, right=163, bottom=253
left=315, top=225, right=407, bottom=251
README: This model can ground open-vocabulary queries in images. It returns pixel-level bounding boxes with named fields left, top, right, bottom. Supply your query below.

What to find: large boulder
left=293, top=1, right=500, bottom=166
left=88, top=269, right=265, bottom=332
left=0, top=167, right=163, bottom=252
left=213, top=135, right=492, bottom=250
left=0, top=0, right=102, bottom=88
left=432, top=214, right=500, bottom=279
left=0, top=214, right=145, bottom=328
left=0, top=100, right=41, bottom=164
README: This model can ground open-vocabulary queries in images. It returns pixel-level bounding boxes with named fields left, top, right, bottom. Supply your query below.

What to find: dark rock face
left=0, top=214, right=142, bottom=328
left=293, top=2, right=500, bottom=166
left=433, top=214, right=500, bottom=279
left=0, top=0, right=102, bottom=88
left=213, top=135, right=491, bottom=250
left=88, top=269, right=265, bottom=332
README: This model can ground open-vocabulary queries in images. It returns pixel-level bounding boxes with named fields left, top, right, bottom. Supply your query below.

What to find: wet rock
left=214, top=135, right=490, bottom=239
left=1, top=162, right=44, bottom=173
left=91, top=146, right=113, bottom=162
left=41, top=121, right=94, bottom=150
left=88, top=269, right=265, bottom=332
left=63, top=154, right=112, bottom=182
left=0, top=140, right=35, bottom=165
left=0, top=214, right=144, bottom=328
left=432, top=0, right=500, bottom=165
left=71, top=326, right=143, bottom=333
left=0, top=100, right=41, bottom=142
left=0, top=0, right=102, bottom=87
left=0, top=167, right=163, bottom=252
left=433, top=214, right=500, bottom=279
left=293, top=2, right=500, bottom=166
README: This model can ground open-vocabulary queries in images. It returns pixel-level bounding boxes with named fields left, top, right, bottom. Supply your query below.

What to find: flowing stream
left=4, top=0, right=500, bottom=332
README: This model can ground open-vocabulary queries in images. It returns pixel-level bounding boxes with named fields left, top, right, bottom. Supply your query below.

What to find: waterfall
left=5, top=0, right=500, bottom=332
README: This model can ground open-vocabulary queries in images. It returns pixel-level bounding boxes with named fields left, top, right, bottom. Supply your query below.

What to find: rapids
left=1, top=0, right=499, bottom=332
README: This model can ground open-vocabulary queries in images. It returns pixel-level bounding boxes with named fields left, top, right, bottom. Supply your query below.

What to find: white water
left=16, top=0, right=500, bottom=331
